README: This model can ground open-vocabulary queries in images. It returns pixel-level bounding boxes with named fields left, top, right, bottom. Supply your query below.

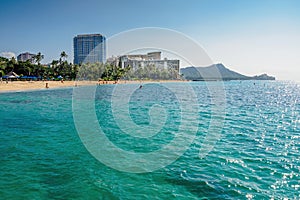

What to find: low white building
left=116, top=51, right=180, bottom=72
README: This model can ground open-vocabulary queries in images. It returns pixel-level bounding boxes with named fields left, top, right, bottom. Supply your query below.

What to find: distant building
left=17, top=52, right=36, bottom=63
left=124, top=51, right=161, bottom=61
left=113, top=51, right=179, bottom=72
left=73, top=34, right=106, bottom=65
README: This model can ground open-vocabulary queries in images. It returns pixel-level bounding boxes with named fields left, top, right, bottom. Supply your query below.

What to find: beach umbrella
left=20, top=76, right=37, bottom=80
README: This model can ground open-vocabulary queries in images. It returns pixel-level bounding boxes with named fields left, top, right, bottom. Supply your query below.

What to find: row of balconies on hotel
left=106, top=51, right=180, bottom=71
left=117, top=58, right=180, bottom=71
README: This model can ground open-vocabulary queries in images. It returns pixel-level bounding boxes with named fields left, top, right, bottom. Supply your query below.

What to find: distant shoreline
left=0, top=80, right=189, bottom=93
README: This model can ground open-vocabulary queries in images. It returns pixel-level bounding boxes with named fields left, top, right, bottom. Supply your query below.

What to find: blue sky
left=1, top=0, right=300, bottom=80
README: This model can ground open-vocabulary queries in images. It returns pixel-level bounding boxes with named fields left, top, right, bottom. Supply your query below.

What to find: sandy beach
left=0, top=80, right=89, bottom=92
left=0, top=80, right=188, bottom=93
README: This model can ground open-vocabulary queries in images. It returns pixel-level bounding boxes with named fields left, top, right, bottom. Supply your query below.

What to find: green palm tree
left=10, top=57, right=17, bottom=65
left=0, top=61, right=7, bottom=76
left=60, top=51, right=68, bottom=63
left=0, top=69, right=4, bottom=77
left=50, top=60, right=59, bottom=76
left=33, top=52, right=44, bottom=65
left=51, top=60, right=59, bottom=66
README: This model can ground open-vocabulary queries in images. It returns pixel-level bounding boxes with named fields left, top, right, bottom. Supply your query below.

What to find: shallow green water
left=0, top=81, right=299, bottom=199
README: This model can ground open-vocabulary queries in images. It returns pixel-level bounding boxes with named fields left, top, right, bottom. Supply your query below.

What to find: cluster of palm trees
left=48, top=51, right=78, bottom=80
left=0, top=51, right=78, bottom=80
left=77, top=62, right=129, bottom=81
left=77, top=63, right=179, bottom=81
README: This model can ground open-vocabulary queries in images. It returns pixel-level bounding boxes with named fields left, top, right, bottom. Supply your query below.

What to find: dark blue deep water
left=0, top=81, right=299, bottom=199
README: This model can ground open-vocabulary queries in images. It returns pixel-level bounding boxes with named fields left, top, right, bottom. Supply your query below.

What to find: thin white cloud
left=0, top=52, right=16, bottom=59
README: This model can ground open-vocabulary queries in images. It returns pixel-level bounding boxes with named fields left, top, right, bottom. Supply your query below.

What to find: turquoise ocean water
left=0, top=81, right=299, bottom=199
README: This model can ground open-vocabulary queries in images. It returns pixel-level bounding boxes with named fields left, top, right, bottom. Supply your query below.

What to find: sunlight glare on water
left=0, top=81, right=299, bottom=199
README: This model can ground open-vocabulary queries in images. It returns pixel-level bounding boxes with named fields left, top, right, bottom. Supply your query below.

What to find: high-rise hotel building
left=17, top=52, right=36, bottom=63
left=73, top=34, right=106, bottom=65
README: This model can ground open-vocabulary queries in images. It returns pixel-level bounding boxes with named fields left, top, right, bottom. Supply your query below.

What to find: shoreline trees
left=0, top=52, right=79, bottom=81
left=0, top=52, right=180, bottom=81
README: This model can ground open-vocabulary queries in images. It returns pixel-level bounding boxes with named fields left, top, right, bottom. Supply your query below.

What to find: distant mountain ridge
left=180, top=63, right=275, bottom=81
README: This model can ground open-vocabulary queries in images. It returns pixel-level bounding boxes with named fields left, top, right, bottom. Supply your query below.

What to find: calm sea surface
left=0, top=81, right=299, bottom=199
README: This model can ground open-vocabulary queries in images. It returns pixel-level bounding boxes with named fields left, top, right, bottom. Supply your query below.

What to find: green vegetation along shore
left=0, top=52, right=180, bottom=81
